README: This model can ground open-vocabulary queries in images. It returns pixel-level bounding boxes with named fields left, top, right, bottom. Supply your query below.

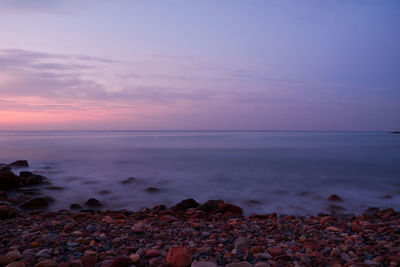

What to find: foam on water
left=1, top=130, right=399, bottom=215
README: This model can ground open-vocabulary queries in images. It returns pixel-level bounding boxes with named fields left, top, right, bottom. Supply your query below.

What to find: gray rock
left=36, top=249, right=52, bottom=258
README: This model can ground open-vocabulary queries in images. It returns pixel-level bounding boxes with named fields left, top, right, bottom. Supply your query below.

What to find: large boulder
left=19, top=171, right=45, bottom=185
left=0, top=204, right=19, bottom=220
left=0, top=163, right=9, bottom=170
left=198, top=200, right=224, bottom=212
left=9, top=160, right=29, bottom=169
left=172, top=198, right=200, bottom=212
left=19, top=196, right=53, bottom=210
left=0, top=168, right=22, bottom=190
left=84, top=198, right=103, bottom=207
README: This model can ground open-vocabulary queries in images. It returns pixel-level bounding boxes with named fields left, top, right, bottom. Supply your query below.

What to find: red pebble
left=267, top=247, right=284, bottom=257
left=110, top=257, right=130, bottom=267
left=166, top=246, right=192, bottom=267
left=81, top=255, right=97, bottom=267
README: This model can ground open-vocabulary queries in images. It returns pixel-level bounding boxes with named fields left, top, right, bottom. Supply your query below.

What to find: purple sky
left=0, top=0, right=399, bottom=130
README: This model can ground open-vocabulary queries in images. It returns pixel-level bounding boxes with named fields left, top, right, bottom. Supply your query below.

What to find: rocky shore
left=1, top=161, right=400, bottom=267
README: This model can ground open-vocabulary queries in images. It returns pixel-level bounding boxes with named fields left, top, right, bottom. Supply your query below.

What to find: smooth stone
left=19, top=197, right=52, bottom=210
left=70, top=204, right=82, bottom=210
left=129, top=254, right=140, bottom=263
left=145, top=187, right=160, bottom=193
left=34, top=260, right=58, bottom=267
left=171, top=198, right=200, bottom=212
left=6, top=263, right=25, bottom=267
left=120, top=177, right=135, bottom=184
left=234, top=236, right=248, bottom=250
left=84, top=198, right=103, bottom=207
left=166, top=246, right=192, bottom=267
left=36, top=248, right=52, bottom=258
left=9, top=160, right=29, bottom=169
left=191, top=261, right=217, bottom=267
left=19, top=171, right=44, bottom=185
left=328, top=194, right=343, bottom=202
left=226, top=262, right=252, bottom=267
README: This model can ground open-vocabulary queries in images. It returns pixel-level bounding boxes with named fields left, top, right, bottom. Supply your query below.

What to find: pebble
left=191, top=261, right=217, bottom=267
left=6, top=262, right=26, bottom=267
left=34, top=260, right=58, bottom=267
left=226, top=262, right=253, bottom=267
left=166, top=246, right=192, bottom=267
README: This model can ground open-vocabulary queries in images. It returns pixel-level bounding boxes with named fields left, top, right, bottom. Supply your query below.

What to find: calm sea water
left=0, top=130, right=399, bottom=215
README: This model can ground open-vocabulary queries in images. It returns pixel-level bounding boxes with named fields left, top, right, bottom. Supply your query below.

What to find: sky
left=0, top=0, right=399, bottom=130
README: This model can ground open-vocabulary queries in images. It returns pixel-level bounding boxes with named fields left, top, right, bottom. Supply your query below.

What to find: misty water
left=1, top=130, right=399, bottom=215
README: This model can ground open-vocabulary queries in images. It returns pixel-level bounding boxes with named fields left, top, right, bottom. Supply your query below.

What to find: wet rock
left=246, top=200, right=262, bottom=205
left=110, top=257, right=130, bottom=267
left=145, top=187, right=160, bottom=193
left=218, top=202, right=243, bottom=215
left=172, top=198, right=200, bottom=212
left=19, top=171, right=45, bottom=185
left=0, top=204, right=19, bottom=219
left=9, top=160, right=29, bottom=169
left=166, top=246, right=192, bottom=267
left=70, top=204, right=82, bottom=210
left=328, top=194, right=343, bottom=202
left=19, top=196, right=53, bottom=210
left=0, top=168, right=22, bottom=190
left=120, top=177, right=135, bottom=184
left=0, top=163, right=9, bottom=170
left=84, top=198, right=103, bottom=207
left=34, top=260, right=58, bottom=267
left=198, top=200, right=223, bottom=212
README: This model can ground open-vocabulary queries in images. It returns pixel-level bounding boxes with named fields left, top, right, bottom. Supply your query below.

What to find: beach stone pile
left=1, top=199, right=399, bottom=267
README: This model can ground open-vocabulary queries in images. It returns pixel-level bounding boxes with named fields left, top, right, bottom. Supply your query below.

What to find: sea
left=0, top=130, right=399, bottom=215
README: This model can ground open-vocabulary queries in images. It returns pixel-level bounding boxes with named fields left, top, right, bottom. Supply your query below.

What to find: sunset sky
left=0, top=0, right=399, bottom=130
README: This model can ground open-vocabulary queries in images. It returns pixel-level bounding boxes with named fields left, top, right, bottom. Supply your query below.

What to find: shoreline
left=2, top=161, right=400, bottom=266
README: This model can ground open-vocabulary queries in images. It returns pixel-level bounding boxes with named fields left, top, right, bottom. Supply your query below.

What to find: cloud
left=0, top=48, right=211, bottom=114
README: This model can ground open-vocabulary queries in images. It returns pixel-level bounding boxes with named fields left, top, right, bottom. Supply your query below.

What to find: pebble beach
left=1, top=161, right=400, bottom=267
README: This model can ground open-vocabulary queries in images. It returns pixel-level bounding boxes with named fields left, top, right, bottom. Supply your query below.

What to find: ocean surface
left=0, top=130, right=399, bottom=215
